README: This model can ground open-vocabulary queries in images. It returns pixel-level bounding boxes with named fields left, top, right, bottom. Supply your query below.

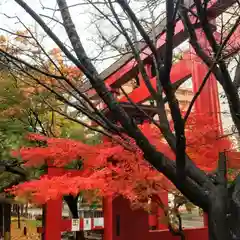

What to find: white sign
left=93, top=218, right=104, bottom=227
left=83, top=218, right=91, bottom=231
left=71, top=219, right=80, bottom=231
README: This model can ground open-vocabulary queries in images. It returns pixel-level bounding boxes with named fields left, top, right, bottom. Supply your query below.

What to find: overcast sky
left=0, top=0, right=237, bottom=140
left=0, top=0, right=118, bottom=71
left=0, top=0, right=167, bottom=72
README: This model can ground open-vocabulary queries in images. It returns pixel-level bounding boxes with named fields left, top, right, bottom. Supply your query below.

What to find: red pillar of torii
left=38, top=167, right=105, bottom=239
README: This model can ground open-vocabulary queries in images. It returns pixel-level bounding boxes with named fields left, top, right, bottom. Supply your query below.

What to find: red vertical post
left=45, top=167, right=63, bottom=240
left=157, top=192, right=168, bottom=230
left=191, top=28, right=222, bottom=130
left=191, top=61, right=221, bottom=225
left=102, top=134, right=113, bottom=240
left=191, top=61, right=222, bottom=127
left=148, top=199, right=158, bottom=230
left=191, top=27, right=223, bottom=224
left=103, top=196, right=113, bottom=240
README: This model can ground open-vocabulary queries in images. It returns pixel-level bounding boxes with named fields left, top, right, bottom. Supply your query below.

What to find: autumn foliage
left=8, top=112, right=238, bottom=208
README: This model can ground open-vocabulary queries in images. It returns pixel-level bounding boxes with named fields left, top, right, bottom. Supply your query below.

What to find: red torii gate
left=86, top=0, right=236, bottom=99
left=103, top=54, right=219, bottom=238
left=41, top=0, right=240, bottom=239
left=41, top=51, right=240, bottom=240
left=42, top=54, right=218, bottom=240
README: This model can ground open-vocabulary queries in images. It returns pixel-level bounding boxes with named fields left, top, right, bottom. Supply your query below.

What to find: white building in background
left=216, top=3, right=240, bottom=151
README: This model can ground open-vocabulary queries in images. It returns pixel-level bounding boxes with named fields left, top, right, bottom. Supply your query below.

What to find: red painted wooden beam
left=118, top=22, right=240, bottom=104
left=92, top=57, right=191, bottom=112
left=191, top=26, right=240, bottom=59
left=94, top=25, right=240, bottom=108
left=89, top=26, right=240, bottom=102
left=104, top=0, right=235, bottom=86
left=119, top=58, right=191, bottom=103
left=86, top=0, right=236, bottom=99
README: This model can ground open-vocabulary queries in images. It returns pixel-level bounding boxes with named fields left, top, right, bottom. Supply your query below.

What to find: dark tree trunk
left=17, top=205, right=21, bottom=229
left=0, top=204, right=3, bottom=238
left=41, top=205, right=46, bottom=240
left=25, top=203, right=28, bottom=216
left=20, top=204, right=24, bottom=216
left=207, top=188, right=240, bottom=240
left=226, top=175, right=240, bottom=240
left=207, top=190, right=229, bottom=240
left=64, top=195, right=85, bottom=240
left=0, top=204, right=11, bottom=240
left=76, top=231, right=85, bottom=240
left=207, top=166, right=240, bottom=240
left=202, top=153, right=234, bottom=240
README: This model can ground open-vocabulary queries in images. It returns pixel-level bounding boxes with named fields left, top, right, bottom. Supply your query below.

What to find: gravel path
left=181, top=209, right=204, bottom=228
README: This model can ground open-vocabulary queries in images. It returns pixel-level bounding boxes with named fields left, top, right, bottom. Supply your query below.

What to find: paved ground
left=181, top=209, right=204, bottom=228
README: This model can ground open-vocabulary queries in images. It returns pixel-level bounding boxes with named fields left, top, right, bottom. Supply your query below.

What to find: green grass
left=26, top=220, right=42, bottom=227
left=11, top=218, right=42, bottom=227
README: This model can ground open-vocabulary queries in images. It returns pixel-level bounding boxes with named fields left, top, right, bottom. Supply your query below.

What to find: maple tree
left=7, top=111, right=239, bottom=238
left=9, top=113, right=235, bottom=209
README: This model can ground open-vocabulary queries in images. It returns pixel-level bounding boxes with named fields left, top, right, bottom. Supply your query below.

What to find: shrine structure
left=40, top=0, right=240, bottom=239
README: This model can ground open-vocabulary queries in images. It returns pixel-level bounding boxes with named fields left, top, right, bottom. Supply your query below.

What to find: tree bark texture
left=206, top=175, right=240, bottom=240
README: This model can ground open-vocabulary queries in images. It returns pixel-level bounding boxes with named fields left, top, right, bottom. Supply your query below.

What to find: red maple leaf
left=8, top=113, right=236, bottom=207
